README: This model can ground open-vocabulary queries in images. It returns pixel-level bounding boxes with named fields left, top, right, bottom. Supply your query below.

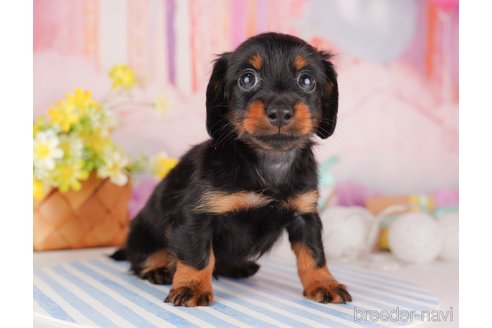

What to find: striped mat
left=33, top=256, right=439, bottom=328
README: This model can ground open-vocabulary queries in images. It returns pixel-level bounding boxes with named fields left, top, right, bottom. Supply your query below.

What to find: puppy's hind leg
left=165, top=250, right=215, bottom=306
left=164, top=214, right=215, bottom=307
left=135, top=250, right=177, bottom=285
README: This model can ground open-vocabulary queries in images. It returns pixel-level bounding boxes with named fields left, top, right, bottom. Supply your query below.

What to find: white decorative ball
left=321, top=207, right=374, bottom=260
left=389, top=212, right=443, bottom=264
left=437, top=212, right=459, bottom=261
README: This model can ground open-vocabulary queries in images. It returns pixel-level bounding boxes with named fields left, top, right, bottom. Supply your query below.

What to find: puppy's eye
left=297, top=72, right=316, bottom=92
left=238, top=70, right=259, bottom=91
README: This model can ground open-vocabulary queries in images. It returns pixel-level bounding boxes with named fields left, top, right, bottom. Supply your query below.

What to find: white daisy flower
left=97, top=149, right=129, bottom=186
left=33, top=130, right=63, bottom=171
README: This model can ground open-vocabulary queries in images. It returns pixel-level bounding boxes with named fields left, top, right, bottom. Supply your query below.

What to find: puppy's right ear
left=316, top=51, right=338, bottom=139
left=206, top=53, right=231, bottom=140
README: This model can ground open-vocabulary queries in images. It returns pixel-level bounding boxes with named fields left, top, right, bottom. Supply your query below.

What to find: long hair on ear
left=316, top=51, right=338, bottom=139
left=206, top=53, right=231, bottom=140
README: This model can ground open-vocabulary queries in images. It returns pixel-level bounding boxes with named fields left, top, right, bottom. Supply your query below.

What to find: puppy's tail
left=109, top=248, right=128, bottom=261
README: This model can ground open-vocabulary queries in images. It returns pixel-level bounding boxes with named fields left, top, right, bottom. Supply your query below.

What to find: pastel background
left=34, top=0, right=459, bottom=205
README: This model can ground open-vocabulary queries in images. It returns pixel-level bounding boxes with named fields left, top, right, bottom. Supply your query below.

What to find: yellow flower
left=109, top=64, right=137, bottom=89
left=79, top=129, right=112, bottom=156
left=151, top=152, right=178, bottom=180
left=48, top=101, right=80, bottom=132
left=53, top=161, right=89, bottom=192
left=33, top=178, right=47, bottom=200
left=47, top=88, right=100, bottom=132
left=65, top=88, right=99, bottom=114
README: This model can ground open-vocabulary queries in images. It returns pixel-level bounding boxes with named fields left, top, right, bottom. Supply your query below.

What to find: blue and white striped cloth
left=33, top=257, right=439, bottom=327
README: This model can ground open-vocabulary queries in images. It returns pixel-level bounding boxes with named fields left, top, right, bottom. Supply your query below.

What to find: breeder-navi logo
left=354, top=306, right=454, bottom=323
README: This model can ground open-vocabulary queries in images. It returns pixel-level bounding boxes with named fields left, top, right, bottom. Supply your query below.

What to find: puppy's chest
left=255, top=151, right=296, bottom=188
left=196, top=150, right=319, bottom=215
left=194, top=188, right=318, bottom=216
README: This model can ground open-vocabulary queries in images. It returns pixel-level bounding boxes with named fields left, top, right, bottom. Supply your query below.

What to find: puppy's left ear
left=316, top=52, right=338, bottom=139
left=206, top=52, right=231, bottom=140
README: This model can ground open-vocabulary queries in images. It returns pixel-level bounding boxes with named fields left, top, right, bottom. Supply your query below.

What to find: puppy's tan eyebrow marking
left=294, top=55, right=308, bottom=70
left=194, top=190, right=273, bottom=214
left=285, top=190, right=319, bottom=214
left=249, top=54, right=263, bottom=70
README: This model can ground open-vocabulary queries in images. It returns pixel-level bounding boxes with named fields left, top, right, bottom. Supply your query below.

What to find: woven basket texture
left=33, top=174, right=131, bottom=251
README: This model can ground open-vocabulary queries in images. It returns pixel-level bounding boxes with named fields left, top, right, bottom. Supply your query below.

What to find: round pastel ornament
left=437, top=212, right=459, bottom=261
left=321, top=207, right=374, bottom=260
left=389, top=212, right=443, bottom=264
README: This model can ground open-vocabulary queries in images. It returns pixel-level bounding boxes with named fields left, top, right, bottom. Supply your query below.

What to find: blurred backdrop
left=34, top=0, right=459, bottom=204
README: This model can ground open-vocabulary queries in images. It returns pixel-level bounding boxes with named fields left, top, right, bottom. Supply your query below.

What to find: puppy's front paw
left=304, top=281, right=352, bottom=304
left=164, top=286, right=213, bottom=307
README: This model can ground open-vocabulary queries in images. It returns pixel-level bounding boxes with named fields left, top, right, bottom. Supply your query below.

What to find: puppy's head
left=206, top=32, right=338, bottom=151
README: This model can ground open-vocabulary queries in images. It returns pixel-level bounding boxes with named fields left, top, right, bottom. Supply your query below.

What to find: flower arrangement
left=33, top=64, right=175, bottom=201
left=33, top=64, right=180, bottom=251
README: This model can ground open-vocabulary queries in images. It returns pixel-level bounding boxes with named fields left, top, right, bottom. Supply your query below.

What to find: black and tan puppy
left=112, top=32, right=351, bottom=307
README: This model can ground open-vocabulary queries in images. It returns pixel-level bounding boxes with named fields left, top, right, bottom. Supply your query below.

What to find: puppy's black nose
left=266, top=107, right=293, bottom=127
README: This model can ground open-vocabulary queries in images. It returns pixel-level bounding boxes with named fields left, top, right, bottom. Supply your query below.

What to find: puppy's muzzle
left=266, top=106, right=293, bottom=127
left=265, top=97, right=295, bottom=128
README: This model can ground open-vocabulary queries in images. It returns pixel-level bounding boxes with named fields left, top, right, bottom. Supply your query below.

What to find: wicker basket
left=33, top=173, right=132, bottom=251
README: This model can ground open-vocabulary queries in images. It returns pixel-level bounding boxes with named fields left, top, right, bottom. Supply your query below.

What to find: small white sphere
left=389, top=212, right=443, bottom=264
left=437, top=212, right=459, bottom=261
left=321, top=207, right=373, bottom=260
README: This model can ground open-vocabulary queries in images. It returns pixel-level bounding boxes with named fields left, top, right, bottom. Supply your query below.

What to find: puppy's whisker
left=213, top=122, right=236, bottom=148
left=211, top=125, right=229, bottom=145
left=208, top=117, right=228, bottom=131
left=319, top=118, right=337, bottom=124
